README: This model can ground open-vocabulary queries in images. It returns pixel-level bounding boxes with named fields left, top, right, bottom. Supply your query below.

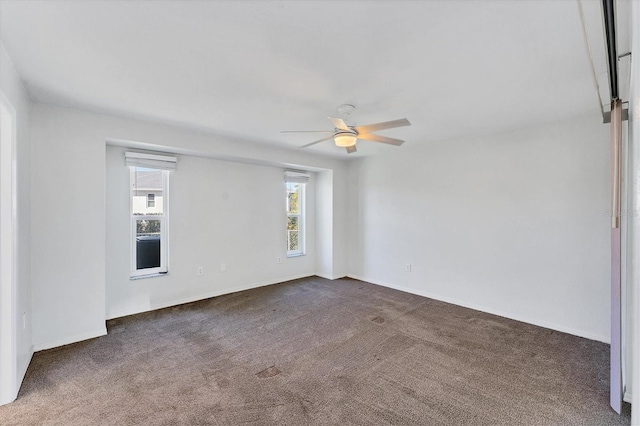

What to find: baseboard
left=0, top=393, right=15, bottom=407
left=0, top=347, right=31, bottom=406
left=315, top=273, right=347, bottom=280
left=16, top=345, right=33, bottom=393
left=623, top=391, right=632, bottom=403
left=347, top=275, right=610, bottom=344
left=106, top=273, right=315, bottom=320
left=33, top=327, right=108, bottom=352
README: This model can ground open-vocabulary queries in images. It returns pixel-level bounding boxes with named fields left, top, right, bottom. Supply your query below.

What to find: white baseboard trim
left=0, top=393, right=15, bottom=407
left=106, top=273, right=315, bottom=320
left=33, top=327, right=108, bottom=352
left=623, top=391, right=632, bottom=403
left=15, top=345, right=33, bottom=394
left=315, top=273, right=347, bottom=280
left=3, top=346, right=37, bottom=405
left=347, top=275, right=610, bottom=344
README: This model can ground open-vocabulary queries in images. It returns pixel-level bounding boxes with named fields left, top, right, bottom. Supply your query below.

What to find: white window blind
left=125, top=152, right=177, bottom=171
left=284, top=170, right=310, bottom=183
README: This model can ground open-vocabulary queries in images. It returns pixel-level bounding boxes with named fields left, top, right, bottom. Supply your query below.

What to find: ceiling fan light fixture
left=283, top=109, right=410, bottom=152
left=334, top=132, right=357, bottom=147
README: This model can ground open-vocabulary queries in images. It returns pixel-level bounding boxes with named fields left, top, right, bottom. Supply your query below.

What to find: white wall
left=628, top=0, right=639, bottom=421
left=30, top=102, right=348, bottom=350
left=106, top=146, right=317, bottom=319
left=623, top=120, right=634, bottom=405
left=348, top=114, right=612, bottom=342
left=315, top=170, right=333, bottom=278
left=332, top=166, right=349, bottom=279
left=30, top=105, right=108, bottom=349
left=0, top=42, right=32, bottom=404
left=314, top=167, right=349, bottom=280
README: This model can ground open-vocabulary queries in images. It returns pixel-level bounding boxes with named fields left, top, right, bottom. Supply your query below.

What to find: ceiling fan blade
left=354, top=118, right=411, bottom=134
left=328, top=117, right=350, bottom=131
left=346, top=145, right=357, bottom=154
left=281, top=130, right=333, bottom=133
left=357, top=133, right=405, bottom=146
left=299, top=135, right=334, bottom=148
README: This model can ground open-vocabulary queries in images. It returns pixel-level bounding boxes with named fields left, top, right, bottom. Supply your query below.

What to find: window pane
left=287, top=183, right=299, bottom=214
left=285, top=179, right=304, bottom=256
left=288, top=230, right=299, bottom=251
left=287, top=216, right=299, bottom=251
left=136, top=219, right=161, bottom=270
left=133, top=167, right=163, bottom=215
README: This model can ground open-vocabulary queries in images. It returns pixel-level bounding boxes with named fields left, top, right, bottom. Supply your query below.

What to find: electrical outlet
left=405, top=263, right=412, bottom=272
left=220, top=263, right=226, bottom=272
left=277, top=257, right=282, bottom=264
left=197, top=267, right=204, bottom=276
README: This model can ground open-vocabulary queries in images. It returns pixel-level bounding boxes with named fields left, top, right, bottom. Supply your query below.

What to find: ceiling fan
left=281, top=105, right=411, bottom=154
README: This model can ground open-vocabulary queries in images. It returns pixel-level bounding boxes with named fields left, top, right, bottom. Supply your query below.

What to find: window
left=126, top=152, right=176, bottom=278
left=285, top=171, right=309, bottom=257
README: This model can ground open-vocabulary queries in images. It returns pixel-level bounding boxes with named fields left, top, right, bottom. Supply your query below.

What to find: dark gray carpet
left=0, top=277, right=631, bottom=425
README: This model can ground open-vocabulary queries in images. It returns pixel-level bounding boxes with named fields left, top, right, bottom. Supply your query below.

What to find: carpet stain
left=256, top=365, right=281, bottom=378
left=372, top=316, right=385, bottom=324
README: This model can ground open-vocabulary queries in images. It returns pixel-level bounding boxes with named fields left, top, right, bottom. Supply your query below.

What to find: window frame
left=130, top=168, right=169, bottom=278
left=286, top=181, right=305, bottom=257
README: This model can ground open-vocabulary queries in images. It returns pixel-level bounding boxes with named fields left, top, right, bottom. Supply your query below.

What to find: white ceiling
left=0, top=0, right=607, bottom=157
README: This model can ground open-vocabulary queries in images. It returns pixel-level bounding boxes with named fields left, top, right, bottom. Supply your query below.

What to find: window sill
left=130, top=272, right=168, bottom=280
left=286, top=253, right=306, bottom=258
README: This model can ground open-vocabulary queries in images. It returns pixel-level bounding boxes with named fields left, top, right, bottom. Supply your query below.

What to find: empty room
left=0, top=0, right=639, bottom=424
